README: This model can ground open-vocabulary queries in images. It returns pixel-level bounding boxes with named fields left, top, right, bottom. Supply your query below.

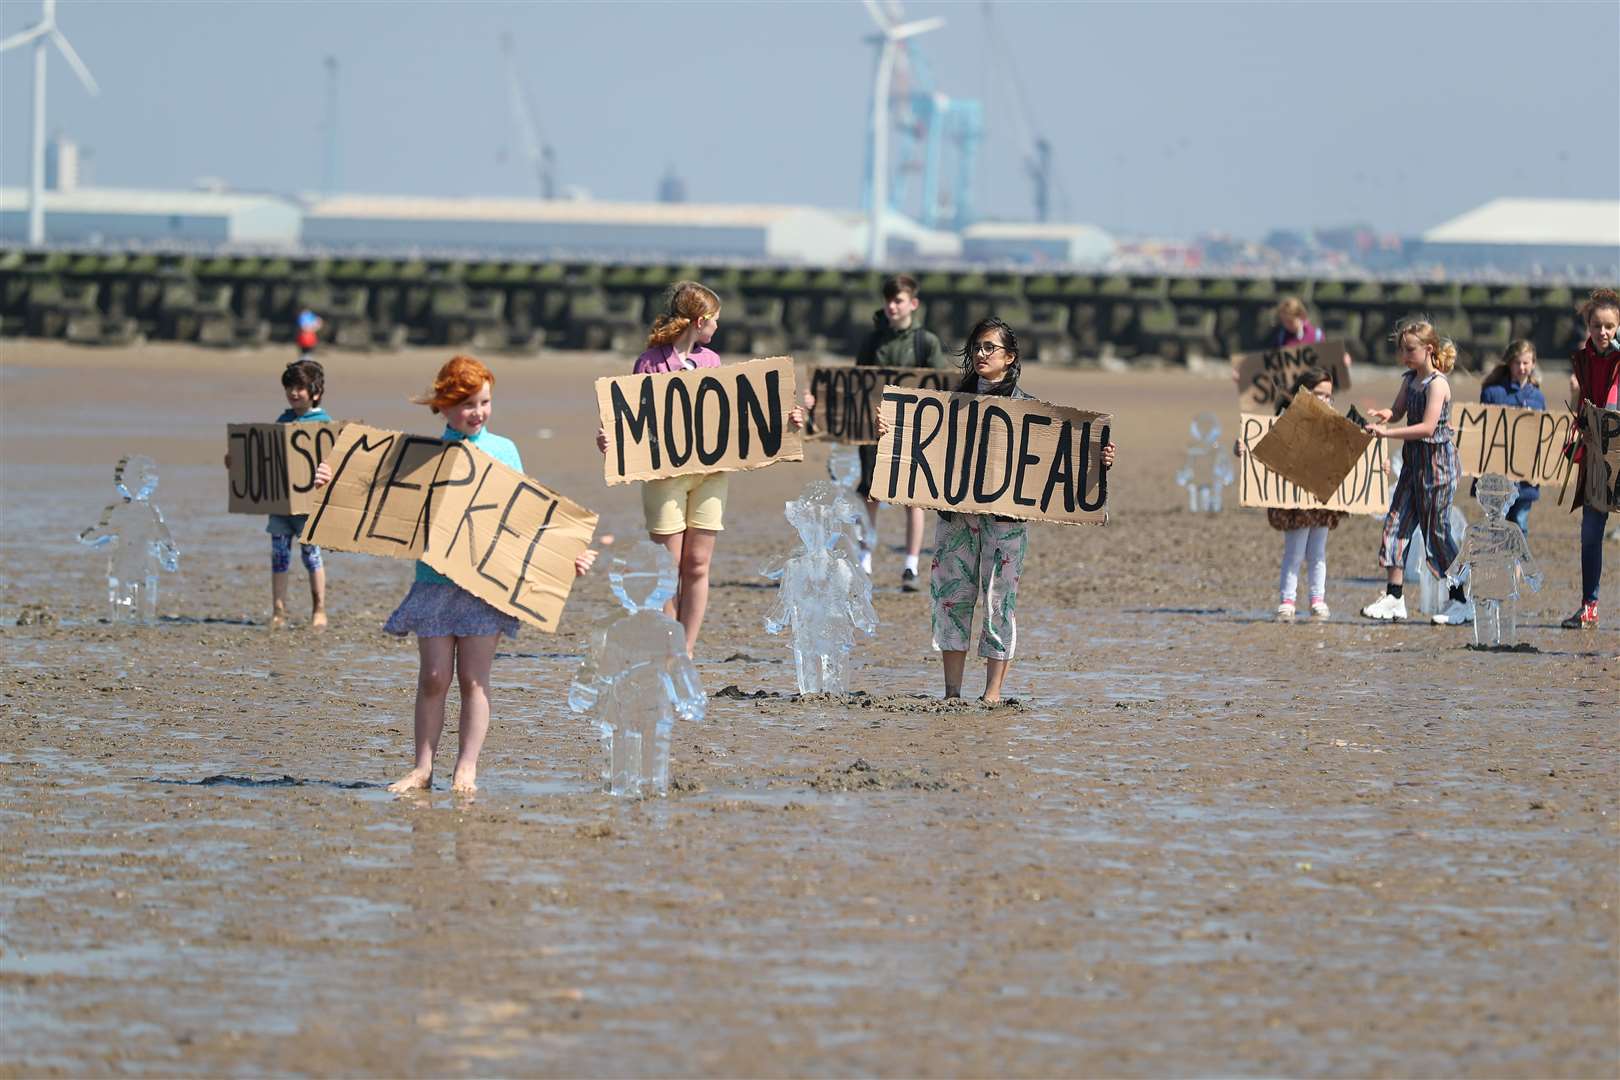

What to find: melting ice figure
left=826, top=442, right=871, bottom=560
left=761, top=479, right=878, bottom=695
left=1390, top=454, right=1470, bottom=617
left=569, top=541, right=705, bottom=797
left=1451, top=474, right=1542, bottom=647
left=1175, top=412, right=1233, bottom=512
left=77, top=455, right=179, bottom=624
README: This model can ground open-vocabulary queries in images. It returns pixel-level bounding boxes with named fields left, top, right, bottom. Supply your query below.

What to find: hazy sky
left=2, top=1, right=1616, bottom=239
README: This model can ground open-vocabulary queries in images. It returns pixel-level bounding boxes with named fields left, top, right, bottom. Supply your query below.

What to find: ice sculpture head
left=1188, top=412, right=1221, bottom=446
left=114, top=455, right=159, bottom=501
left=1474, top=473, right=1515, bottom=520
left=827, top=444, right=864, bottom=488
left=786, top=480, right=862, bottom=549
left=608, top=540, right=677, bottom=614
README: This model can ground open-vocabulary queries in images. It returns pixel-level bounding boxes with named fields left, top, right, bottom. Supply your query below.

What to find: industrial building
left=0, top=187, right=301, bottom=248
left=960, top=221, right=1116, bottom=266
left=302, top=195, right=866, bottom=264
left=1413, top=197, right=1619, bottom=277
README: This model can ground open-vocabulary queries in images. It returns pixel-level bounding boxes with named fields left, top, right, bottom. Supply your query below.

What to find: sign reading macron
left=596, top=356, right=803, bottom=485
left=300, top=424, right=598, bottom=631
left=871, top=386, right=1111, bottom=525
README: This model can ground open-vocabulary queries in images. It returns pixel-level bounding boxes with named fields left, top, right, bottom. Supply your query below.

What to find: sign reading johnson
left=596, top=356, right=803, bottom=485
left=870, top=386, right=1111, bottom=525
left=301, top=424, right=597, bottom=631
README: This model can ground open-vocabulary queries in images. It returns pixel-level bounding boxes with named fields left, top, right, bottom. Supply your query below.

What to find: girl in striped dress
left=1360, top=319, right=1470, bottom=625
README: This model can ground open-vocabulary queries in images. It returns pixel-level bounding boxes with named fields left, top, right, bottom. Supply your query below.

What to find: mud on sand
left=1, top=343, right=1616, bottom=1076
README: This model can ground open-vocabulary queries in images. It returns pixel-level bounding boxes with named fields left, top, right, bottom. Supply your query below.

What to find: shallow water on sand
left=2, top=345, right=1615, bottom=1076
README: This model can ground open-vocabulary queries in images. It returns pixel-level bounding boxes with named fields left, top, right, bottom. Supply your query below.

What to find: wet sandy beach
left=1, top=342, right=1616, bottom=1076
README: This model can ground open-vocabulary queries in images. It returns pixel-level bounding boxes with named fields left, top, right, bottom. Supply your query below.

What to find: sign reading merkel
left=300, top=424, right=598, bottom=631
left=595, top=356, right=804, bottom=485
left=871, top=386, right=1111, bottom=525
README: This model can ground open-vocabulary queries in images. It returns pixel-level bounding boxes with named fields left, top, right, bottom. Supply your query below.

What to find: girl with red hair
left=318, top=354, right=596, bottom=793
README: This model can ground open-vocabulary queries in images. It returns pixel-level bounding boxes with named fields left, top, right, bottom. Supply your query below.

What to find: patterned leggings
left=930, top=514, right=1028, bottom=660
left=1380, top=441, right=1460, bottom=578
left=271, top=534, right=323, bottom=574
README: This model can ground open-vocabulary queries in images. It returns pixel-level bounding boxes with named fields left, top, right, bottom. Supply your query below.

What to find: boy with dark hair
left=855, top=273, right=949, bottom=590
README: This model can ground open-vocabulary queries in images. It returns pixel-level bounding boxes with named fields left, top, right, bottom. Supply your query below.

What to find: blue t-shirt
left=415, top=426, right=524, bottom=585
left=1479, top=381, right=1546, bottom=499
left=275, top=406, right=332, bottom=424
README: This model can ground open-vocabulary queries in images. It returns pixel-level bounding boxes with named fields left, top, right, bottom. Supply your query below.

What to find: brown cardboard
left=596, top=356, right=804, bottom=485
left=1230, top=338, right=1352, bottom=415
left=226, top=422, right=343, bottom=515
left=1451, top=402, right=1573, bottom=485
left=1250, top=391, right=1374, bottom=504
left=1581, top=402, right=1620, bottom=513
left=869, top=386, right=1110, bottom=525
left=806, top=364, right=957, bottom=443
left=1238, top=412, right=1390, bottom=515
left=300, top=424, right=598, bottom=631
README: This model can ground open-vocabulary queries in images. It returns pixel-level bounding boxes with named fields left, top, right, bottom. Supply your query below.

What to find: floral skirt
left=384, top=581, right=518, bottom=639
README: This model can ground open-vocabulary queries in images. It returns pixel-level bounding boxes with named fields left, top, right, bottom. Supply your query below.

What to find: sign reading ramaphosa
left=1231, top=338, right=1351, bottom=414
left=806, top=364, right=955, bottom=443
left=1581, top=402, right=1620, bottom=513
left=226, top=422, right=341, bottom=515
left=301, top=424, right=598, bottom=631
left=1238, top=412, right=1391, bottom=515
left=871, top=386, right=1110, bottom=525
left=1451, top=402, right=1573, bottom=485
left=596, top=356, right=803, bottom=485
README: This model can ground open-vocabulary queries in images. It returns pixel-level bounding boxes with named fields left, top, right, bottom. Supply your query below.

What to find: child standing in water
left=225, top=359, right=332, bottom=629
left=1562, top=288, right=1620, bottom=630
left=320, top=355, right=595, bottom=793
left=595, top=280, right=806, bottom=655
left=1240, top=368, right=1347, bottom=622
left=1479, top=340, right=1546, bottom=538
left=881, top=317, right=1116, bottom=701
left=1360, top=319, right=1470, bottom=626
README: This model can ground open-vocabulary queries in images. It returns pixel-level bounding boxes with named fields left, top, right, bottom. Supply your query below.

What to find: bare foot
left=311, top=610, right=328, bottom=631
left=270, top=609, right=288, bottom=630
left=451, top=766, right=478, bottom=793
left=386, top=768, right=432, bottom=794
left=979, top=694, right=1001, bottom=704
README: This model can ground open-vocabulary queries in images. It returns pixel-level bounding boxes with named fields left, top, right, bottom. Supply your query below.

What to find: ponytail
left=646, top=281, right=720, bottom=349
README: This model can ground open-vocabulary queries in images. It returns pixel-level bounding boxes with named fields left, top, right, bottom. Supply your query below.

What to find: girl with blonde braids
left=595, top=280, right=806, bottom=654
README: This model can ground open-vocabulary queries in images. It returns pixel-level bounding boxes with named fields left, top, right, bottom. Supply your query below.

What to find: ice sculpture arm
left=1514, top=529, right=1544, bottom=593
left=848, top=577, right=879, bottom=636
left=77, top=504, right=120, bottom=549
left=568, top=628, right=610, bottom=713
left=763, top=567, right=791, bottom=634
left=669, top=642, right=706, bottom=723
left=151, top=511, right=180, bottom=573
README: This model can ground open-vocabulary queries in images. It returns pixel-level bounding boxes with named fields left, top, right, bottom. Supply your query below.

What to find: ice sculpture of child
left=77, top=455, right=179, bottom=624
left=1451, top=473, right=1543, bottom=647
left=569, top=541, right=705, bottom=797
left=761, top=479, right=879, bottom=695
left=1175, top=411, right=1234, bottom=512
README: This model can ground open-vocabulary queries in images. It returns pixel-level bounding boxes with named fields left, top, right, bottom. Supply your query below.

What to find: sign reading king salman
left=301, top=424, right=597, bottom=631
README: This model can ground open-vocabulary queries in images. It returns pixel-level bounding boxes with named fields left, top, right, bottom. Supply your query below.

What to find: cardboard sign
left=1250, top=391, right=1374, bottom=503
left=1581, top=402, right=1620, bottom=513
left=870, top=387, right=1110, bottom=525
left=226, top=422, right=343, bottom=515
left=1238, top=413, right=1390, bottom=515
left=300, top=424, right=598, bottom=631
left=1231, top=338, right=1351, bottom=415
left=806, top=364, right=957, bottom=443
left=596, top=356, right=804, bottom=485
left=1451, top=403, right=1573, bottom=485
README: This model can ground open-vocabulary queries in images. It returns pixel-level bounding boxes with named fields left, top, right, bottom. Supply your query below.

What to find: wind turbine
left=862, top=0, right=943, bottom=265
left=1, top=0, right=99, bottom=245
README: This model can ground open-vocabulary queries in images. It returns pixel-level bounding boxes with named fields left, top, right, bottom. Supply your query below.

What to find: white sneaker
left=1310, top=601, right=1331, bottom=622
left=1361, top=593, right=1408, bottom=621
left=1432, top=596, right=1474, bottom=625
left=1275, top=602, right=1296, bottom=623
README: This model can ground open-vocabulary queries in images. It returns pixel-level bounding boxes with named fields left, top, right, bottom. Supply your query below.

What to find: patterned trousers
left=930, top=514, right=1028, bottom=661
left=1380, top=441, right=1461, bottom=577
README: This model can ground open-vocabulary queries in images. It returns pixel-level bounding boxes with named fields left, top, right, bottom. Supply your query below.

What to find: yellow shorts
left=641, top=472, right=729, bottom=535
